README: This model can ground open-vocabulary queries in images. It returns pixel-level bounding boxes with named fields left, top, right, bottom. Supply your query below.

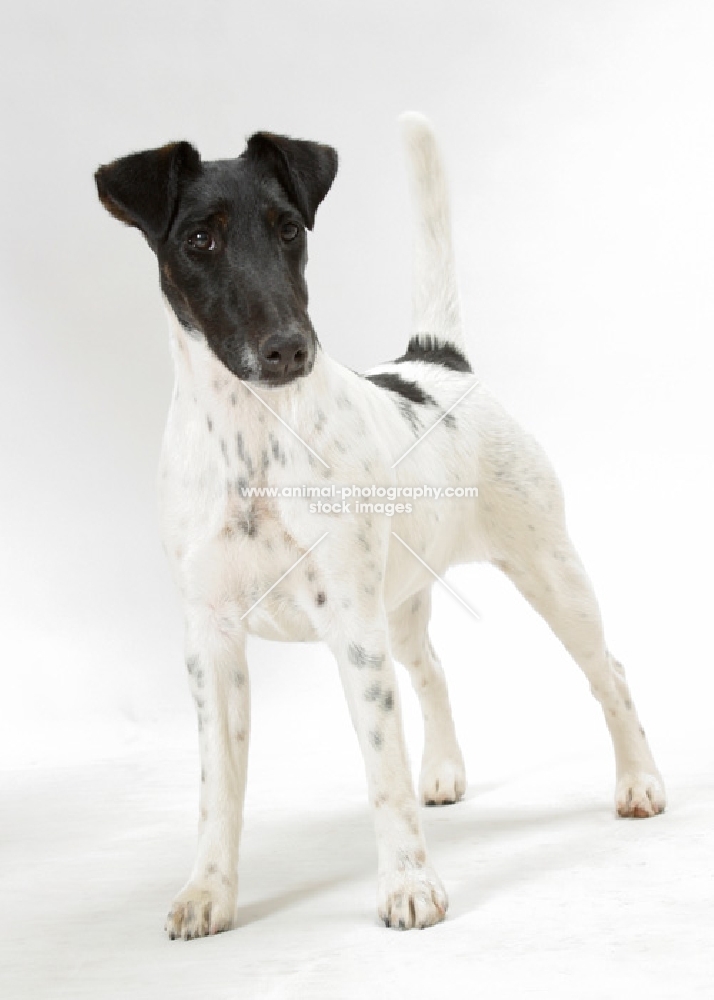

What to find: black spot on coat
left=365, top=371, right=438, bottom=407
left=395, top=334, right=472, bottom=373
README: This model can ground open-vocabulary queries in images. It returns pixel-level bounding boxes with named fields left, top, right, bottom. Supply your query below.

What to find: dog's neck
left=163, top=304, right=343, bottom=433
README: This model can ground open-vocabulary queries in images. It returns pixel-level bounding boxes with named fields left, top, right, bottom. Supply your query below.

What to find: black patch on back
left=364, top=371, right=438, bottom=407
left=395, top=335, right=472, bottom=373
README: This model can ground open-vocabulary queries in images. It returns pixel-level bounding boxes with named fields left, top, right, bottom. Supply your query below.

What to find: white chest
left=156, top=321, right=485, bottom=641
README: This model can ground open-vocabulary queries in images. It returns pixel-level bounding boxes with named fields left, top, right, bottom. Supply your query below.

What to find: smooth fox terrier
left=95, top=113, right=665, bottom=939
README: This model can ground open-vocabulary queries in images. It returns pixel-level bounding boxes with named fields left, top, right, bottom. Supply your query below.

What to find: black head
left=95, top=132, right=338, bottom=386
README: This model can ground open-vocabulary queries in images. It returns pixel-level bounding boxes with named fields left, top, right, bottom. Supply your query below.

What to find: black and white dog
left=95, top=114, right=665, bottom=939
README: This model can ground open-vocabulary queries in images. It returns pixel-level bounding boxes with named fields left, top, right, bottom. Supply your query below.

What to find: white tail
left=399, top=112, right=465, bottom=351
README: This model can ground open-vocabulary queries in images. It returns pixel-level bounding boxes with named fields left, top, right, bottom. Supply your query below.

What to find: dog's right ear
left=245, top=132, right=338, bottom=230
left=94, top=141, right=202, bottom=246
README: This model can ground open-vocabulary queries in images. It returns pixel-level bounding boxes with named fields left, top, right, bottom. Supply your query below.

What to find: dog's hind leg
left=389, top=587, right=466, bottom=805
left=481, top=424, right=666, bottom=818
left=497, top=542, right=666, bottom=817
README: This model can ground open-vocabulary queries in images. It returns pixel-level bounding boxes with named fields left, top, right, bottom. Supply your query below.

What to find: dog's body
left=96, top=114, right=665, bottom=939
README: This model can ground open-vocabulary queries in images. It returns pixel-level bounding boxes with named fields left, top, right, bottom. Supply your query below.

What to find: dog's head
left=95, top=133, right=338, bottom=387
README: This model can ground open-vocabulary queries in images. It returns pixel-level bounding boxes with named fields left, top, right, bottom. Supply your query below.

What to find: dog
left=94, top=113, right=666, bottom=939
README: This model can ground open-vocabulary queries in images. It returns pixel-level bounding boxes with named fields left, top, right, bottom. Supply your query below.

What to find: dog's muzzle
left=258, top=331, right=313, bottom=385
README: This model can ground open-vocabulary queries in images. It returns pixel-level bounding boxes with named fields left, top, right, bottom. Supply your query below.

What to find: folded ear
left=246, top=132, right=338, bottom=229
left=94, top=141, right=202, bottom=246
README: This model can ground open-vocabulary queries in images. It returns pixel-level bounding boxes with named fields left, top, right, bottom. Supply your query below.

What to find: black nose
left=258, top=332, right=311, bottom=381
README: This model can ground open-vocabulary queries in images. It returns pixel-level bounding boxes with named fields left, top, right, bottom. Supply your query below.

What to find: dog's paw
left=615, top=771, right=666, bottom=818
left=420, top=750, right=466, bottom=806
left=377, top=865, right=448, bottom=929
left=165, top=880, right=236, bottom=940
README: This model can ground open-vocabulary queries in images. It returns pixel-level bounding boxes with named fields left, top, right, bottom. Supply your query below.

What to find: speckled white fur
left=160, top=114, right=665, bottom=939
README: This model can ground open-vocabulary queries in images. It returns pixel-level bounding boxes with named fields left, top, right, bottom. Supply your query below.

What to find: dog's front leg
left=329, top=621, right=448, bottom=929
left=165, top=607, right=249, bottom=939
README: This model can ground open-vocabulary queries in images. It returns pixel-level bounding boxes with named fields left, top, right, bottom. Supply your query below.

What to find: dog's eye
left=186, top=230, right=216, bottom=251
left=281, top=222, right=300, bottom=242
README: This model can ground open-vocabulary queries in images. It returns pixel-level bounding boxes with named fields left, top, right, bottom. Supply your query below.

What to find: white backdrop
left=3, top=0, right=712, bottom=765
left=2, top=3, right=714, bottom=997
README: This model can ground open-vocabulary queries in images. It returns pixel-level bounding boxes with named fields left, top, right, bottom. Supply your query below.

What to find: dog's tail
left=400, top=112, right=466, bottom=357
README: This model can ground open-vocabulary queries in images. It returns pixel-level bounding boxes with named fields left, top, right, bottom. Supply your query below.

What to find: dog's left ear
left=95, top=141, right=202, bottom=247
left=246, top=132, right=338, bottom=229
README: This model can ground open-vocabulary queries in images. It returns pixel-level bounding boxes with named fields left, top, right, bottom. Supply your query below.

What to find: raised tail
left=399, top=112, right=466, bottom=355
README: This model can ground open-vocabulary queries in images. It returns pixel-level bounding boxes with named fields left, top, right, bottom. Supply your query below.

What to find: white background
left=1, top=1, right=713, bottom=997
